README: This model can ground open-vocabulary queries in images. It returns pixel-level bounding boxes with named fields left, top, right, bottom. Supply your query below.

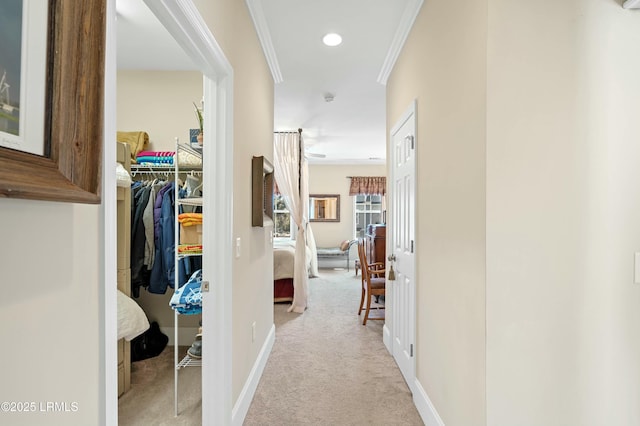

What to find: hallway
left=244, top=269, right=423, bottom=425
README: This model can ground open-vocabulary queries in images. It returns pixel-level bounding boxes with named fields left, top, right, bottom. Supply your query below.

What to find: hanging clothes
left=131, top=183, right=152, bottom=297
left=149, top=182, right=176, bottom=294
left=129, top=176, right=203, bottom=297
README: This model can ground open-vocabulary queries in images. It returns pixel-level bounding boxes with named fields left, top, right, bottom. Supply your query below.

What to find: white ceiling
left=116, top=0, right=419, bottom=164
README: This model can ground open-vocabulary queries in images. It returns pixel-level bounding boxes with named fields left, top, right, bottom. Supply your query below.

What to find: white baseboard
left=231, top=324, right=276, bottom=426
left=383, top=324, right=392, bottom=353
left=159, top=326, right=200, bottom=347
left=413, top=378, right=445, bottom=426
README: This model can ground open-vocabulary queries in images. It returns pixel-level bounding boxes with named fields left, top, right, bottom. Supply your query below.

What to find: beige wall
left=308, top=164, right=386, bottom=250
left=389, top=0, right=640, bottom=425
left=117, top=70, right=203, bottom=152
left=486, top=0, right=640, bottom=425
left=0, top=201, right=101, bottom=425
left=116, top=70, right=203, bottom=331
left=195, top=0, right=275, bottom=404
left=386, top=0, right=488, bottom=425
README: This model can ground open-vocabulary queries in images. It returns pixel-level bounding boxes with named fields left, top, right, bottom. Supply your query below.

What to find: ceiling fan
left=303, top=139, right=326, bottom=158
left=305, top=150, right=326, bottom=159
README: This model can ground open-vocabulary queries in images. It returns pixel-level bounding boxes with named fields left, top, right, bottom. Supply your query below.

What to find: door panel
left=389, top=101, right=416, bottom=391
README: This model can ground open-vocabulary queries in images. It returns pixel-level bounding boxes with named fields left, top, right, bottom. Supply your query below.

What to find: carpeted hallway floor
left=119, top=268, right=423, bottom=425
left=243, top=268, right=423, bottom=425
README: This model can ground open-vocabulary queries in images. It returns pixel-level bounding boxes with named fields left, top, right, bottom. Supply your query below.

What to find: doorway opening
left=104, top=1, right=234, bottom=424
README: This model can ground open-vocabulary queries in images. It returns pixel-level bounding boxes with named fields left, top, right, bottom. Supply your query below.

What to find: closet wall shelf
left=176, top=354, right=202, bottom=369
left=130, top=164, right=203, bottom=177
left=178, top=197, right=203, bottom=206
left=130, top=164, right=174, bottom=173
left=177, top=252, right=203, bottom=259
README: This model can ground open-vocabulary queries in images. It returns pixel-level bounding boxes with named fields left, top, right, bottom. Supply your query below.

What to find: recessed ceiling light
left=322, top=33, right=342, bottom=47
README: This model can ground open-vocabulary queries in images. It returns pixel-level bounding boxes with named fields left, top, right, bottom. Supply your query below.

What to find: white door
left=388, top=101, right=416, bottom=391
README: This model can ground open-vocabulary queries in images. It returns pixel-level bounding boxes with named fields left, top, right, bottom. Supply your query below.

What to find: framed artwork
left=0, top=0, right=106, bottom=203
left=189, top=128, right=202, bottom=150
left=251, top=155, right=274, bottom=227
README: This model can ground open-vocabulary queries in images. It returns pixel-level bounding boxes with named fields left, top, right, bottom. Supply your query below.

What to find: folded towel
left=137, top=151, right=175, bottom=158
left=178, top=213, right=203, bottom=225
left=178, top=244, right=202, bottom=255
left=136, top=155, right=174, bottom=164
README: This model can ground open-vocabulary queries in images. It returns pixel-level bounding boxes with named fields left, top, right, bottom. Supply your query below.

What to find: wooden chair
left=357, top=239, right=386, bottom=325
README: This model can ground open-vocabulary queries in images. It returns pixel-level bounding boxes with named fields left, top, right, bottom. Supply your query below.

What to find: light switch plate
left=236, top=237, right=241, bottom=258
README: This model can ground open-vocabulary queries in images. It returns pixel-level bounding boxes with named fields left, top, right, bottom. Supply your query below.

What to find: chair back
left=356, top=238, right=385, bottom=325
left=357, top=239, right=369, bottom=281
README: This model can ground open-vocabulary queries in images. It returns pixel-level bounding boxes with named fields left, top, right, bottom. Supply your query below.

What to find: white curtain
left=274, top=132, right=309, bottom=313
left=301, top=153, right=319, bottom=277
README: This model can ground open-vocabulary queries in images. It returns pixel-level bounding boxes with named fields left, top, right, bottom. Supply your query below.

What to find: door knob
left=388, top=254, right=396, bottom=262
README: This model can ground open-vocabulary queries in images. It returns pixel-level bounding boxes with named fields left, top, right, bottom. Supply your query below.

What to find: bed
left=273, top=240, right=314, bottom=302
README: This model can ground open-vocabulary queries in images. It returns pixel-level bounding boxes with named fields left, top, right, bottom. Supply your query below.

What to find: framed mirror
left=309, top=194, right=340, bottom=222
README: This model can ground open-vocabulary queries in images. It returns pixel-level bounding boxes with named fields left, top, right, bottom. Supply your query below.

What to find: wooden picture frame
left=0, top=0, right=106, bottom=203
left=252, top=155, right=274, bottom=227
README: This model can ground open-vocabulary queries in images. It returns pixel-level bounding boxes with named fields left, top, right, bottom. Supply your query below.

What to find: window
left=273, top=194, right=291, bottom=238
left=354, top=194, right=383, bottom=238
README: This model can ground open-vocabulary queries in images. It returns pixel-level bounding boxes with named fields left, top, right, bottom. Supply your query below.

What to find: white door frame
left=103, top=2, right=118, bottom=422
left=385, top=100, right=417, bottom=392
left=103, top=1, right=234, bottom=424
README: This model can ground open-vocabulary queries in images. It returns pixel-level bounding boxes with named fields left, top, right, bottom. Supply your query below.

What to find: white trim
left=231, top=324, right=276, bottom=426
left=245, top=0, right=284, bottom=83
left=103, top=0, right=118, bottom=424
left=144, top=0, right=233, bottom=78
left=623, top=0, right=640, bottom=8
left=413, top=379, right=445, bottom=426
left=383, top=323, right=392, bottom=353
left=390, top=99, right=417, bottom=136
left=377, top=0, right=424, bottom=85
left=202, top=70, right=235, bottom=426
left=308, top=158, right=386, bottom=166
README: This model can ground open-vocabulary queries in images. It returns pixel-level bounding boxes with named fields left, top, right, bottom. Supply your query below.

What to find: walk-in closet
left=114, top=2, right=206, bottom=422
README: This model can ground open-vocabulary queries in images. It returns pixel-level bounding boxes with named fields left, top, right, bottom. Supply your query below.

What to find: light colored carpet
left=119, top=269, right=423, bottom=425
left=244, top=268, right=424, bottom=426
left=118, top=345, right=201, bottom=425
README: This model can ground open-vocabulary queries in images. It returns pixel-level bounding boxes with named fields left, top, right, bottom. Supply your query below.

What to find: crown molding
left=144, top=0, right=232, bottom=78
left=377, top=0, right=424, bottom=85
left=245, top=0, right=283, bottom=84
left=308, top=158, right=386, bottom=166
left=623, top=0, right=640, bottom=8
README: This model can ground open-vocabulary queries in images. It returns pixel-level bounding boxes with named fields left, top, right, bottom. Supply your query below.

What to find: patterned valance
left=348, top=176, right=386, bottom=196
